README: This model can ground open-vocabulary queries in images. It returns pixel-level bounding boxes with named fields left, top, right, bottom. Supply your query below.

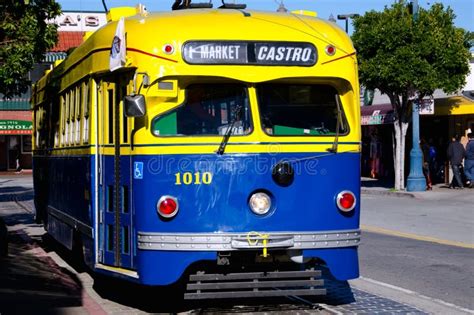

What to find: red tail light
left=157, top=196, right=179, bottom=218
left=336, top=191, right=356, bottom=212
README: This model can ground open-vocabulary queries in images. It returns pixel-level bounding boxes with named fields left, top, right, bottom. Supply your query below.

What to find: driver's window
left=152, top=84, right=252, bottom=136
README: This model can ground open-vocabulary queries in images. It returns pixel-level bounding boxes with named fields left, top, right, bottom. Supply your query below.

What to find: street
left=0, top=175, right=473, bottom=314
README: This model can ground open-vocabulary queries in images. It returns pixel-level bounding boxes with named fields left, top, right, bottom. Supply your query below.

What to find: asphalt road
left=359, top=231, right=474, bottom=310
left=359, top=194, right=474, bottom=310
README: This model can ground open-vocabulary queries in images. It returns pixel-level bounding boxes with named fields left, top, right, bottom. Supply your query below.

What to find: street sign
left=418, top=98, right=435, bottom=115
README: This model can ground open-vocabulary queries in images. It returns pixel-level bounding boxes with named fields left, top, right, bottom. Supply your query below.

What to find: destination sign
left=182, top=41, right=317, bottom=66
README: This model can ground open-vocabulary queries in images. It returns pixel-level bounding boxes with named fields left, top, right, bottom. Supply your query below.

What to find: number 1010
left=175, top=172, right=212, bottom=185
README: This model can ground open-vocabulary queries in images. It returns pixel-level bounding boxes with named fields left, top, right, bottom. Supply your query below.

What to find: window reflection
left=257, top=84, right=347, bottom=136
left=152, top=84, right=251, bottom=136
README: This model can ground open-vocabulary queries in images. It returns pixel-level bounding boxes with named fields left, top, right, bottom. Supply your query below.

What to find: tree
left=352, top=2, right=471, bottom=190
left=0, top=0, right=61, bottom=98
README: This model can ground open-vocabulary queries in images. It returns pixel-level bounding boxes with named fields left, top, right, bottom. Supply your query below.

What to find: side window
left=152, top=84, right=251, bottom=136
left=83, top=81, right=90, bottom=144
left=75, top=85, right=81, bottom=145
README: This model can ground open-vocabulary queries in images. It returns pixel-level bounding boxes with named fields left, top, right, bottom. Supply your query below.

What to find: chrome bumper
left=137, top=229, right=360, bottom=251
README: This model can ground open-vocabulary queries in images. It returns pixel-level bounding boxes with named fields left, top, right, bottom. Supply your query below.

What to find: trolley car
left=32, top=2, right=361, bottom=299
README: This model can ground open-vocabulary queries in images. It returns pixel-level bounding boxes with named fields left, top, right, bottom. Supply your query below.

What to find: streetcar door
left=97, top=78, right=134, bottom=270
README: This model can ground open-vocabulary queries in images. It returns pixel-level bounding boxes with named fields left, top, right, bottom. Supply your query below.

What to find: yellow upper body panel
left=32, top=8, right=360, bottom=154
left=45, top=9, right=356, bottom=91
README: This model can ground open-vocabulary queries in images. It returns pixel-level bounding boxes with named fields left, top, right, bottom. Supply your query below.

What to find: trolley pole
left=406, top=0, right=426, bottom=192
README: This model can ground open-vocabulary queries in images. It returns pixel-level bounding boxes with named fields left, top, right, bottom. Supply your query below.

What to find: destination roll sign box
left=183, top=41, right=317, bottom=66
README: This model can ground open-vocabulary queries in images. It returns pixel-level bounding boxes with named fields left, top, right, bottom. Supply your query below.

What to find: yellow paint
left=291, top=10, right=317, bottom=17
left=106, top=6, right=138, bottom=22
left=32, top=8, right=360, bottom=156
left=361, top=225, right=474, bottom=249
left=434, top=96, right=474, bottom=116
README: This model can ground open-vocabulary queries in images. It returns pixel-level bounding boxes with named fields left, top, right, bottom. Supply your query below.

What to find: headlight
left=249, top=192, right=272, bottom=215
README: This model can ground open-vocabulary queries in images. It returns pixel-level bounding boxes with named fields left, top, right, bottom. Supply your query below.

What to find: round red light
left=163, top=44, right=174, bottom=54
left=336, top=191, right=356, bottom=212
left=340, top=193, right=355, bottom=209
left=326, top=45, right=336, bottom=56
left=158, top=197, right=178, bottom=218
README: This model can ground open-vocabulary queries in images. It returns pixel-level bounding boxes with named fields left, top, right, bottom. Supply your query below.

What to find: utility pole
left=406, top=0, right=426, bottom=192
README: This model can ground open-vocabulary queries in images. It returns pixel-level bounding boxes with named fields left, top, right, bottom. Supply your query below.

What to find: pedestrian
left=464, top=132, right=474, bottom=188
left=369, top=130, right=382, bottom=178
left=420, top=138, right=432, bottom=190
left=14, top=145, right=22, bottom=173
left=447, top=134, right=466, bottom=189
left=428, top=138, right=439, bottom=183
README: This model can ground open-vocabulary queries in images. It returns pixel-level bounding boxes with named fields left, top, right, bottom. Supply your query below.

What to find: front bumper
left=138, top=229, right=360, bottom=251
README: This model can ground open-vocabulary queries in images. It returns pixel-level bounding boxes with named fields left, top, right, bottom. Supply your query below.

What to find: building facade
left=0, top=11, right=106, bottom=171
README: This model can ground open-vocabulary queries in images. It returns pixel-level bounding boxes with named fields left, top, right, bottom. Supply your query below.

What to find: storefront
left=0, top=110, right=32, bottom=171
left=361, top=94, right=474, bottom=182
left=360, top=104, right=395, bottom=179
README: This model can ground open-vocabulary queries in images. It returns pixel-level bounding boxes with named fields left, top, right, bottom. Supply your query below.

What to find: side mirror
left=124, top=94, right=146, bottom=117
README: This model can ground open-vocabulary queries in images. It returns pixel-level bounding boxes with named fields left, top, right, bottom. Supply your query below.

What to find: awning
left=361, top=104, right=395, bottom=125
left=0, top=111, right=32, bottom=135
left=434, top=96, right=474, bottom=116
left=44, top=52, right=67, bottom=62
left=0, top=97, right=30, bottom=110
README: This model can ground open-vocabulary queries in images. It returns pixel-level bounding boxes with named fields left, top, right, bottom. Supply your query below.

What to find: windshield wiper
left=327, top=95, right=342, bottom=153
left=216, top=104, right=243, bottom=155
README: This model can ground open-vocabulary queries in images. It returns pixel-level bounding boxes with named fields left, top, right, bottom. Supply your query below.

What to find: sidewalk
left=0, top=180, right=87, bottom=314
left=361, top=177, right=473, bottom=202
left=0, top=169, right=33, bottom=176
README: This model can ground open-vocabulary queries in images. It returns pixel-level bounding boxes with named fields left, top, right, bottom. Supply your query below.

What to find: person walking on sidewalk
left=464, top=133, right=474, bottom=188
left=447, top=134, right=466, bottom=189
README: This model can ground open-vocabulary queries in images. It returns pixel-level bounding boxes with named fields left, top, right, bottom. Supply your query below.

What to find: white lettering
left=285, top=47, right=295, bottom=61
left=221, top=46, right=228, bottom=59
left=233, top=45, right=240, bottom=59
left=201, top=45, right=209, bottom=58
left=209, top=46, right=215, bottom=58
left=301, top=48, right=312, bottom=62
left=292, top=47, right=303, bottom=61
left=276, top=47, right=285, bottom=61
left=258, top=46, right=268, bottom=60
left=266, top=47, right=275, bottom=60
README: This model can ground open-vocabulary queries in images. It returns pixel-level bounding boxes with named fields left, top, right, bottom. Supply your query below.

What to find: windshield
left=256, top=84, right=348, bottom=136
left=152, top=84, right=252, bottom=136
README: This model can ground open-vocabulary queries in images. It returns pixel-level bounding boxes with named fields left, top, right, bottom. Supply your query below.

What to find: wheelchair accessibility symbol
left=134, top=162, right=144, bottom=179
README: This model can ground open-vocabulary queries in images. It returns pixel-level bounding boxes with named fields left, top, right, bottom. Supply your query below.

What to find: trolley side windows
left=256, top=84, right=349, bottom=136
left=68, top=89, right=75, bottom=146
left=75, top=85, right=81, bottom=145
left=82, top=81, right=90, bottom=144
left=151, top=84, right=252, bottom=137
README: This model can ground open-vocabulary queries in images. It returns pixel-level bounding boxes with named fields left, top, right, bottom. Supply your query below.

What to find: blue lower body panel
left=131, top=152, right=361, bottom=285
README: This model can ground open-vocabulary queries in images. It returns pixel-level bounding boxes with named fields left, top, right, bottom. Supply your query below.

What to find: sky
left=57, top=0, right=473, bottom=33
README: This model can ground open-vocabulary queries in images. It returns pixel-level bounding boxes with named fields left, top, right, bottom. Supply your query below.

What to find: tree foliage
left=352, top=1, right=471, bottom=189
left=0, top=0, right=61, bottom=98
left=353, top=2, right=471, bottom=103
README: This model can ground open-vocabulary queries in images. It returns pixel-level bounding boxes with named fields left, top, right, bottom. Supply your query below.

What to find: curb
left=361, top=188, right=416, bottom=199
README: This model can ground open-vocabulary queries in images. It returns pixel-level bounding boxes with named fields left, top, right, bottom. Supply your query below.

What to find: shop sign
left=361, top=110, right=395, bottom=125
left=418, top=98, right=435, bottom=115
left=50, top=12, right=107, bottom=32
left=0, top=120, right=33, bottom=135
